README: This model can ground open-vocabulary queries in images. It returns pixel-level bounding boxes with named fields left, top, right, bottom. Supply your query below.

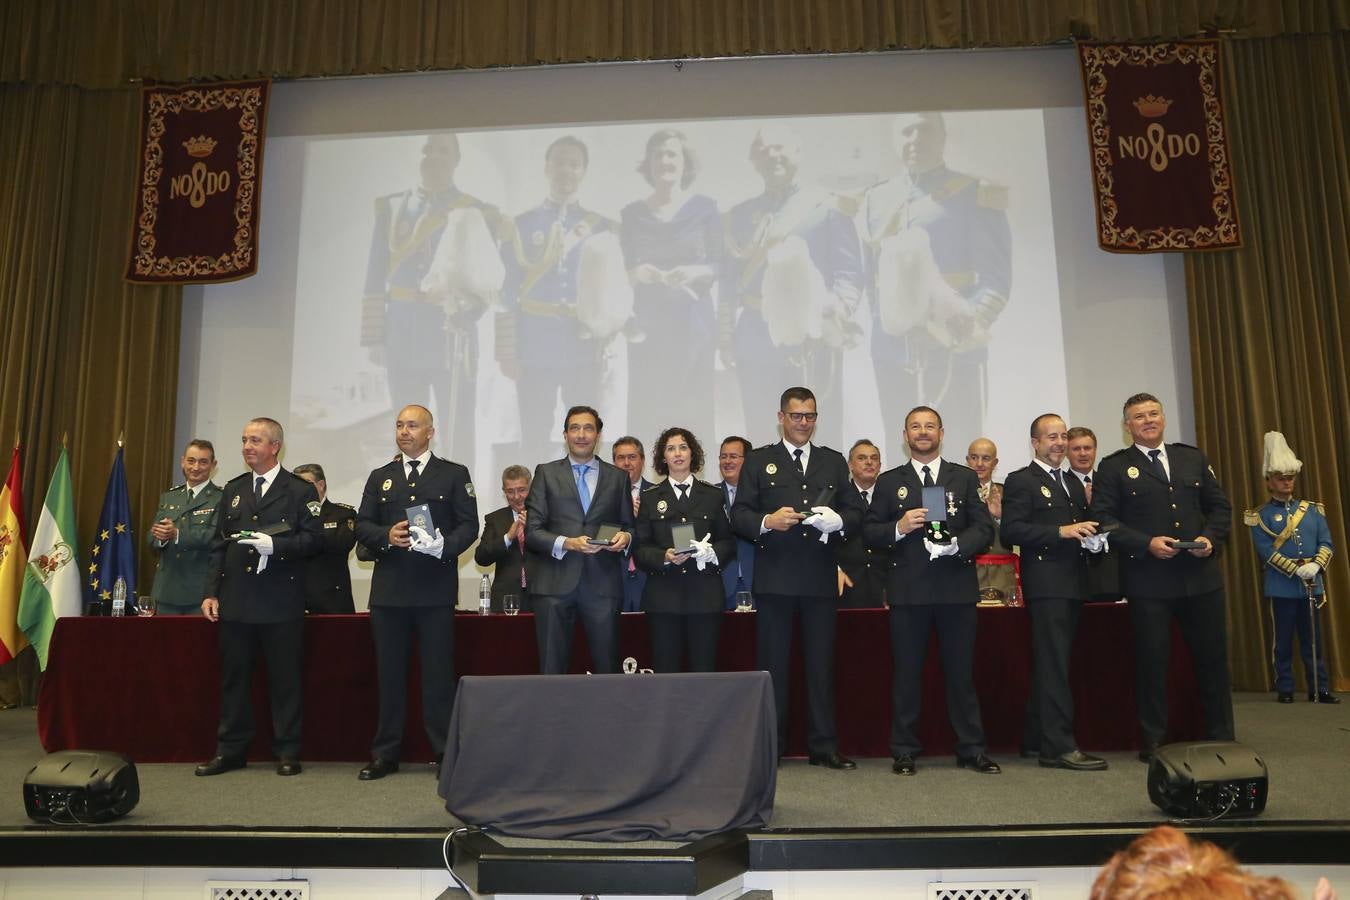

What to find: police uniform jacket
left=731, top=442, right=864, bottom=598
left=1248, top=498, right=1333, bottom=599
left=355, top=455, right=479, bottom=608
left=205, top=470, right=323, bottom=624
left=862, top=460, right=993, bottom=606
left=148, top=481, right=221, bottom=608
left=1091, top=443, right=1232, bottom=600
left=835, top=481, right=883, bottom=583
left=1000, top=464, right=1091, bottom=600
left=633, top=479, right=736, bottom=614
left=301, top=499, right=357, bottom=613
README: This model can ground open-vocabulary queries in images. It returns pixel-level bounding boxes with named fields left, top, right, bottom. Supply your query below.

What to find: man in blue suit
left=717, top=436, right=755, bottom=610
left=612, top=436, right=653, bottom=613
left=525, top=406, right=635, bottom=674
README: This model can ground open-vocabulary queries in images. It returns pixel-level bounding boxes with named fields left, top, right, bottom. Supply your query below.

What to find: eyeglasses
left=785, top=412, right=818, bottom=423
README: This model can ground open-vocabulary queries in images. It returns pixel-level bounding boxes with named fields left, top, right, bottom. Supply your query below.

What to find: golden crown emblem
left=1132, top=95, right=1173, bottom=118
left=182, top=135, right=217, bottom=158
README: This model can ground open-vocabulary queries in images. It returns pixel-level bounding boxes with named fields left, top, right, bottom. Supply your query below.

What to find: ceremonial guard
left=1246, top=432, right=1337, bottom=704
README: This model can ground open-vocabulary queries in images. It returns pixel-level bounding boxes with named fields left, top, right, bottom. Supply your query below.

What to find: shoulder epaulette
left=753, top=443, right=777, bottom=452
left=976, top=179, right=1009, bottom=211
left=1169, top=441, right=1199, bottom=450
left=1243, top=509, right=1261, bottom=527
left=641, top=483, right=662, bottom=494
left=334, top=501, right=356, bottom=510
left=1314, top=500, right=1326, bottom=515
left=1103, top=447, right=1131, bottom=460
left=226, top=472, right=251, bottom=485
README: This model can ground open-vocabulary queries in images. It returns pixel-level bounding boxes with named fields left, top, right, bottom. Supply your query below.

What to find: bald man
left=967, top=438, right=1017, bottom=604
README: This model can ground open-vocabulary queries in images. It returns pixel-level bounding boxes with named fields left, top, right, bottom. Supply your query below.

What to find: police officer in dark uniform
left=195, top=418, right=323, bottom=777
left=1066, top=426, right=1122, bottom=602
left=361, top=133, right=504, bottom=466
left=294, top=463, right=356, bottom=614
left=1001, top=414, right=1109, bottom=771
left=147, top=439, right=221, bottom=616
left=731, top=387, right=865, bottom=768
left=836, top=439, right=886, bottom=608
left=1091, top=393, right=1235, bottom=761
left=862, top=113, right=1012, bottom=449
left=498, top=135, right=616, bottom=465
left=354, top=404, right=479, bottom=780
left=633, top=427, right=735, bottom=673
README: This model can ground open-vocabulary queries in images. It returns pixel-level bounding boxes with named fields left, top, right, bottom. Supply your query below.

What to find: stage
left=3, top=696, right=1348, bottom=895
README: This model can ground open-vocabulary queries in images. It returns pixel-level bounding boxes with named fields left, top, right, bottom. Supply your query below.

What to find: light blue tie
left=574, top=464, right=592, bottom=513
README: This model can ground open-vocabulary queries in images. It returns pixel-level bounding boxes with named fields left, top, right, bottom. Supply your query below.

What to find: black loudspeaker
left=23, top=750, right=140, bottom=823
left=1147, top=741, right=1268, bottom=819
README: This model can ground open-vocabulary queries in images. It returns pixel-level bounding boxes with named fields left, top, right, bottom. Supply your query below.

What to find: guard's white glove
left=924, top=538, right=960, bottom=560
left=409, top=525, right=445, bottom=559
left=689, top=534, right=718, bottom=571
left=1296, top=562, right=1321, bottom=581
left=1081, top=533, right=1109, bottom=554
left=803, top=506, right=844, bottom=534
left=238, top=533, right=274, bottom=556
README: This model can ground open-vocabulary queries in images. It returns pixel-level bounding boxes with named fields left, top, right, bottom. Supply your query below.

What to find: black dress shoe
left=1039, top=750, right=1108, bottom=771
left=1277, top=692, right=1294, bottom=703
left=956, top=753, right=1001, bottom=774
left=892, top=755, right=916, bottom=776
left=1138, top=743, right=1159, bottom=763
left=807, top=751, right=856, bottom=770
left=358, top=758, right=399, bottom=780
left=1312, top=692, right=1341, bottom=704
left=194, top=755, right=246, bottom=777
left=276, top=758, right=302, bottom=776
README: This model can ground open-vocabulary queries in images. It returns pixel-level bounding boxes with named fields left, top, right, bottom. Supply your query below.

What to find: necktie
left=1083, top=475, right=1093, bottom=504
left=792, top=447, right=804, bottom=475
left=574, top=464, right=592, bottom=513
left=1147, top=449, right=1167, bottom=481
left=676, top=483, right=689, bottom=504
left=517, top=514, right=527, bottom=587
left=254, top=476, right=265, bottom=502
left=922, top=465, right=934, bottom=487
left=407, top=459, right=421, bottom=485
left=1051, top=469, right=1065, bottom=494
left=860, top=489, right=869, bottom=505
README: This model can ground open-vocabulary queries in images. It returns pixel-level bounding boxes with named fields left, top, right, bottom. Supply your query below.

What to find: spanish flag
left=0, top=445, right=29, bottom=665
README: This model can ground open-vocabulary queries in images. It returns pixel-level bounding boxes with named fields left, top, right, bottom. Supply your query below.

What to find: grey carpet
left=1, top=693, right=1345, bottom=832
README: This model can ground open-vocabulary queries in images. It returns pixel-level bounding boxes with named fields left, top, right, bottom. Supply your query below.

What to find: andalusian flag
left=0, top=445, right=30, bottom=665
left=18, top=447, right=81, bottom=670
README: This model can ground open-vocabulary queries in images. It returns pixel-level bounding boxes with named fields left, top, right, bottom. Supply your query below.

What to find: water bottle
left=478, top=574, right=491, bottom=616
left=111, top=577, right=127, bottom=618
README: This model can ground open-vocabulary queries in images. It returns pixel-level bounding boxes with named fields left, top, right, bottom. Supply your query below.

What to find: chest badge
left=946, top=492, right=957, bottom=517
left=1127, top=466, right=1140, bottom=480
left=765, top=463, right=778, bottom=475
left=382, top=478, right=393, bottom=491
left=231, top=495, right=240, bottom=509
left=897, top=486, right=908, bottom=500
left=1041, top=485, right=1053, bottom=498
left=656, top=499, right=669, bottom=514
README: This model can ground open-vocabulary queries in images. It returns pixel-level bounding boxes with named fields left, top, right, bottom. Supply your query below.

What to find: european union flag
left=85, top=446, right=137, bottom=615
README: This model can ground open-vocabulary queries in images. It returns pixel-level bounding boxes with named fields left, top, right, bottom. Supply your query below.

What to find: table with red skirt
left=36, top=605, right=1203, bottom=763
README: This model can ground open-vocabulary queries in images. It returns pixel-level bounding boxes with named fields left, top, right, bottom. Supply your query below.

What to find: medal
left=946, top=492, right=957, bottom=517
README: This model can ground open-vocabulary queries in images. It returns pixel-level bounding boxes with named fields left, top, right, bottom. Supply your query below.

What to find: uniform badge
left=307, top=501, right=322, bottom=517
left=898, top=486, right=908, bottom=500
left=1041, top=485, right=1053, bottom=498
left=656, top=499, right=669, bottom=514
left=1274, top=513, right=1284, bottom=522
left=766, top=463, right=778, bottom=475
left=531, top=230, right=545, bottom=247
left=466, top=483, right=476, bottom=497
left=231, top=495, right=240, bottom=509
left=382, top=478, right=393, bottom=491
left=1127, top=466, right=1140, bottom=480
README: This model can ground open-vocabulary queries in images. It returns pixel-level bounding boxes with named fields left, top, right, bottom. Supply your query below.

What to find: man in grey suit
left=525, top=405, right=635, bottom=674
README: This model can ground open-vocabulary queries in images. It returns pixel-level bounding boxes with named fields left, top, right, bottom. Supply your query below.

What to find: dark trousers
left=1268, top=595, right=1331, bottom=694
left=756, top=593, right=838, bottom=755
left=647, top=612, right=722, bottom=673
left=534, top=588, right=620, bottom=675
left=889, top=603, right=985, bottom=758
left=1129, top=589, right=1235, bottom=745
left=216, top=619, right=303, bottom=760
left=1021, top=595, right=1083, bottom=757
left=839, top=566, right=886, bottom=608
left=369, top=605, right=456, bottom=762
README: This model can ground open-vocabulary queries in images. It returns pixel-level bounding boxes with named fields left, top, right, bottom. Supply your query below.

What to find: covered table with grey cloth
left=438, top=671, right=777, bottom=841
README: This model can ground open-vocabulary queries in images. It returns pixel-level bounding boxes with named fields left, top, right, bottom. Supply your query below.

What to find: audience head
left=1091, top=825, right=1296, bottom=900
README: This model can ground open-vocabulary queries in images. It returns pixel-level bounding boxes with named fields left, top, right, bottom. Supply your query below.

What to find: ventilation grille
left=930, top=882, right=1036, bottom=900
left=205, top=882, right=310, bottom=900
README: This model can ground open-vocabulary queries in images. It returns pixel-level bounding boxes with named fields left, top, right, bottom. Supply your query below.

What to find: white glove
left=409, top=525, right=445, bottom=559
left=803, top=506, right=844, bottom=534
left=689, top=534, right=718, bottom=571
left=1296, top=562, right=1321, bottom=581
left=1081, top=533, right=1109, bottom=554
left=923, top=538, right=960, bottom=561
left=238, top=533, right=274, bottom=556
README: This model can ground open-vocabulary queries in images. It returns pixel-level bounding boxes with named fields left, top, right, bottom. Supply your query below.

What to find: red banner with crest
left=1077, top=40, right=1241, bottom=253
left=126, top=79, right=270, bottom=284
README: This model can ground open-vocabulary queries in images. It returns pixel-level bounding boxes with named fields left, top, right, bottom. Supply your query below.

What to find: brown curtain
left=1187, top=32, right=1350, bottom=690
left=0, top=85, right=182, bottom=592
